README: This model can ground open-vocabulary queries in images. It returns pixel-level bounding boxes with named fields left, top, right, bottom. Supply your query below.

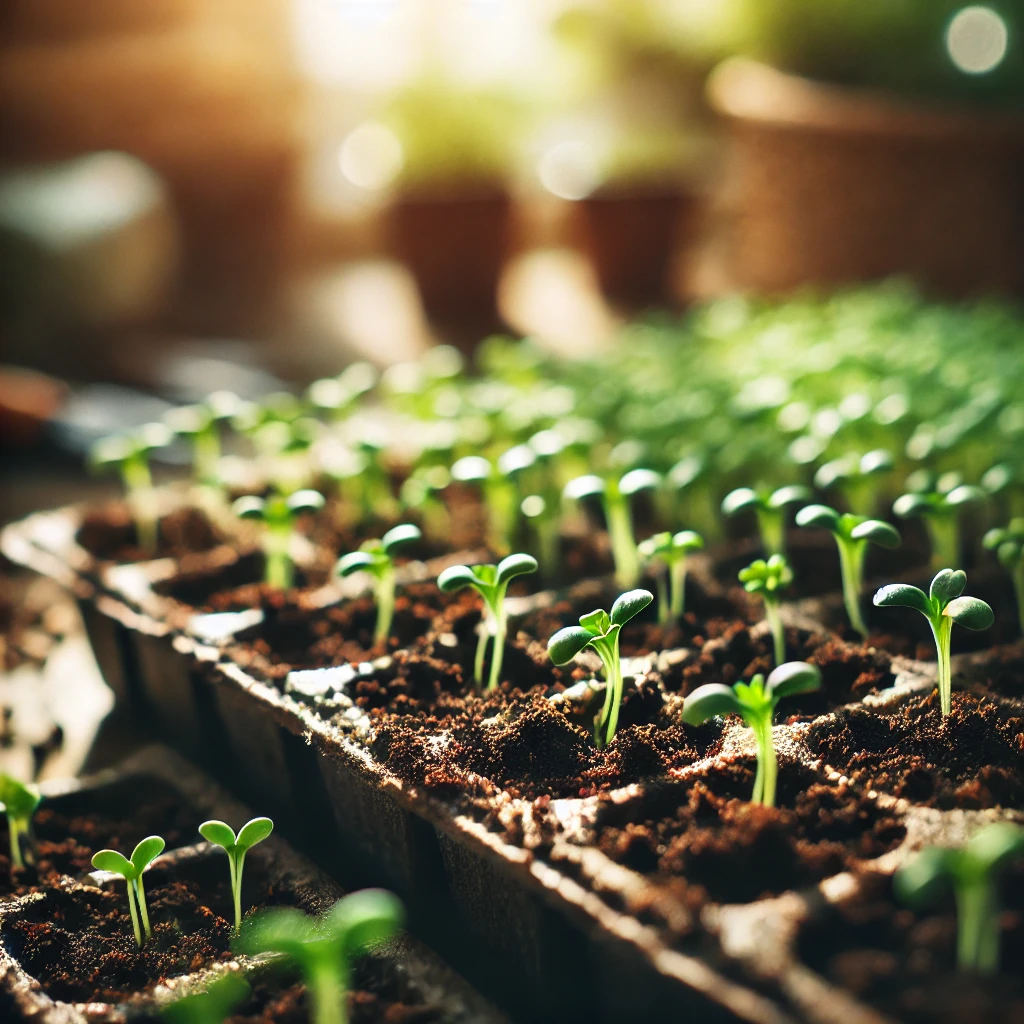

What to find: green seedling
left=795, top=504, right=901, bottom=638
left=563, top=469, right=662, bottom=589
left=681, top=662, right=821, bottom=807
left=637, top=530, right=704, bottom=623
left=739, top=555, right=792, bottom=666
left=813, top=449, right=894, bottom=516
left=437, top=554, right=538, bottom=691
left=164, top=392, right=242, bottom=487
left=547, top=589, right=653, bottom=749
left=874, top=569, right=993, bottom=716
left=0, top=775, right=41, bottom=870
left=335, top=525, right=422, bottom=646
left=520, top=494, right=559, bottom=580
left=236, top=889, right=404, bottom=1024
left=399, top=466, right=451, bottom=542
left=984, top=519, right=1024, bottom=636
left=89, top=423, right=173, bottom=554
left=451, top=450, right=534, bottom=555
left=306, top=361, right=378, bottom=421
left=161, top=972, right=251, bottom=1024
left=92, top=836, right=165, bottom=947
left=199, top=817, right=274, bottom=932
left=233, top=489, right=325, bottom=590
left=893, top=472, right=986, bottom=569
left=721, top=485, right=811, bottom=557
left=895, top=823, right=1024, bottom=975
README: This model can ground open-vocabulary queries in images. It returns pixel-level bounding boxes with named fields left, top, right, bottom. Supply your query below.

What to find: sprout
left=88, top=423, right=173, bottom=554
left=547, top=589, right=653, bottom=749
left=874, top=569, right=993, bottom=716
left=721, top=485, right=811, bottom=557
left=895, top=823, right=1024, bottom=975
left=161, top=972, right=251, bottom=1024
left=637, top=530, right=704, bottom=623
left=563, top=469, right=662, bottom=588
left=437, top=554, right=538, bottom=691
left=738, top=555, right=792, bottom=666
left=399, top=466, right=451, bottom=542
left=451, top=450, right=534, bottom=556
left=233, top=490, right=325, bottom=590
left=984, top=519, right=1024, bottom=635
left=0, top=775, right=41, bottom=870
left=199, top=817, right=274, bottom=932
left=91, top=836, right=165, bottom=946
left=163, top=392, right=242, bottom=488
left=520, top=494, right=559, bottom=581
left=335, top=525, right=422, bottom=647
left=795, top=504, right=901, bottom=638
left=682, top=662, right=821, bottom=807
left=893, top=472, right=986, bottom=569
left=813, top=449, right=894, bottom=516
left=236, top=889, right=404, bottom=1024
left=306, top=361, right=377, bottom=421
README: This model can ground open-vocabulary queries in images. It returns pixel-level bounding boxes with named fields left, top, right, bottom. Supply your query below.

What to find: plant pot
left=707, top=59, right=1024, bottom=298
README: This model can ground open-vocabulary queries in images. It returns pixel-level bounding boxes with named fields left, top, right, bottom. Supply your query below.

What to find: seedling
left=739, top=555, right=792, bottom=666
left=563, top=469, right=662, bottom=588
left=399, top=466, right=451, bottom=542
left=91, top=836, right=165, bottom=946
left=162, top=972, right=251, bottom=1024
left=199, top=817, right=274, bottom=932
left=813, top=449, right=894, bottom=516
left=893, top=472, right=986, bottom=569
left=89, top=423, right=173, bottom=554
left=451, top=450, right=534, bottom=555
left=335, top=525, right=422, bottom=646
left=547, top=589, right=653, bottom=749
left=681, top=662, right=822, bottom=807
left=437, top=554, right=538, bottom=691
left=520, top=494, right=559, bottom=581
left=795, top=504, right=901, bottom=638
left=721, top=485, right=811, bottom=556
left=895, top=822, right=1024, bottom=975
left=163, top=392, right=242, bottom=487
left=0, top=775, right=41, bottom=870
left=637, top=530, right=704, bottom=622
left=984, top=519, right=1024, bottom=635
left=873, top=569, right=993, bottom=716
left=236, top=889, right=404, bottom=1024
left=232, top=489, right=325, bottom=590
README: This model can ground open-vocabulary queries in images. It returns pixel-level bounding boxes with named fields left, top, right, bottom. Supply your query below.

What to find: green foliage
left=161, top=972, right=251, bottom=1024
left=164, top=392, right=242, bottom=488
left=0, top=775, right=41, bottom=871
left=548, top=589, right=653, bottom=748
left=199, top=817, right=274, bottom=933
left=233, top=490, right=325, bottom=590
left=738, top=554, right=792, bottom=665
left=984, top=519, right=1024, bottom=636
left=893, top=472, right=986, bottom=569
left=92, top=836, right=166, bottom=946
left=721, top=484, right=810, bottom=556
left=682, top=662, right=821, bottom=806
left=638, top=530, right=704, bottom=622
left=813, top=449, right=894, bottom=516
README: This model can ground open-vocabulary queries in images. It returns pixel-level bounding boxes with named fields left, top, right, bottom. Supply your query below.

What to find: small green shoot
left=451, top=450, right=534, bottom=555
left=199, top=817, right=274, bottom=932
left=893, top=472, right=986, bottom=569
left=721, top=485, right=811, bottom=557
left=399, top=466, right=451, bottom=542
left=335, top=525, right=422, bottom=646
left=161, top=972, right=251, bottom=1024
left=895, top=823, right=1024, bottom=975
left=637, top=530, right=704, bottom=623
left=738, top=555, right=792, bottom=666
left=873, top=569, right=993, bottom=716
left=236, top=889, right=404, bottom=1024
left=547, top=589, right=653, bottom=749
left=983, top=519, right=1024, bottom=636
left=520, top=494, right=559, bottom=580
left=437, top=554, right=538, bottom=691
left=813, top=449, right=893, bottom=516
left=233, top=489, right=325, bottom=590
left=795, top=504, right=901, bottom=638
left=681, top=662, right=822, bottom=807
left=0, top=775, right=41, bottom=870
left=92, top=835, right=165, bottom=946
left=164, top=392, right=241, bottom=487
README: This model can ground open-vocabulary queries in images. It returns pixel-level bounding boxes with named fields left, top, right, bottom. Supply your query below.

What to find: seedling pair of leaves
left=92, top=836, right=166, bottom=946
left=893, top=471, right=985, bottom=569
left=984, top=519, right=1024, bottom=636
left=0, top=775, right=41, bottom=870
left=233, top=490, right=325, bottom=590
left=638, top=530, right=704, bottom=623
left=874, top=569, right=993, bottom=716
left=335, top=525, right=422, bottom=646
left=451, top=450, right=535, bottom=555
left=438, top=554, right=538, bottom=690
left=199, top=817, right=274, bottom=932
left=548, top=589, right=653, bottom=748
left=164, top=391, right=242, bottom=488
left=738, top=555, right=792, bottom=666
left=161, top=972, right=251, bottom=1024
left=813, top=449, right=893, bottom=516
left=721, top=484, right=810, bottom=557
left=682, top=662, right=822, bottom=806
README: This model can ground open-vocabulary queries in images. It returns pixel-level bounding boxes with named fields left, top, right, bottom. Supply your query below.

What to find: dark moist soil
left=963, top=642, right=1024, bottom=700
left=807, top=691, right=1024, bottom=809
left=796, top=867, right=1024, bottom=1024
left=76, top=504, right=222, bottom=563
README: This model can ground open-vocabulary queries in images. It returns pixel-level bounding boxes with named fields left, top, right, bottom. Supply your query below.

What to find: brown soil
left=77, top=504, right=222, bottom=563
left=964, top=643, right=1024, bottom=700
left=807, top=691, right=1024, bottom=809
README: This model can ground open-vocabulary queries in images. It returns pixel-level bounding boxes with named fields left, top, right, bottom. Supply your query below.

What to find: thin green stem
left=473, top=624, right=488, bottom=689
left=927, top=514, right=959, bottom=572
left=123, top=455, right=158, bottom=554
left=488, top=623, right=506, bottom=692
left=750, top=723, right=765, bottom=804
left=655, top=571, right=670, bottom=625
left=764, top=598, right=785, bottom=667
left=484, top=481, right=516, bottom=556
left=264, top=523, right=293, bottom=590
left=309, top=954, right=347, bottom=1024
left=7, top=818, right=24, bottom=870
left=605, top=495, right=640, bottom=589
left=956, top=878, right=1000, bottom=974
left=670, top=559, right=687, bottom=618
left=837, top=539, right=868, bottom=638
left=756, top=508, right=785, bottom=557
left=603, top=640, right=624, bottom=748
left=194, top=429, right=221, bottom=486
left=375, top=567, right=396, bottom=647
left=593, top=641, right=622, bottom=749
left=135, top=876, right=152, bottom=941
left=929, top=614, right=954, bottom=716
left=1013, top=562, right=1024, bottom=638
left=759, top=718, right=778, bottom=808
left=534, top=516, right=560, bottom=584
left=126, top=878, right=143, bottom=947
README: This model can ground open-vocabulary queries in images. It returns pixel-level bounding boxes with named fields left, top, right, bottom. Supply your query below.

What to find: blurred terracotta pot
left=708, top=59, right=1024, bottom=297
left=386, top=187, right=511, bottom=339
left=574, top=183, right=696, bottom=307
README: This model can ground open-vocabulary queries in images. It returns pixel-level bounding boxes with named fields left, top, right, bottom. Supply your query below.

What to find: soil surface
left=76, top=504, right=222, bottom=563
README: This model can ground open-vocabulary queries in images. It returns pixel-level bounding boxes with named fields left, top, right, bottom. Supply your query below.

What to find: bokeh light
left=946, top=6, right=1009, bottom=74
left=338, top=122, right=404, bottom=190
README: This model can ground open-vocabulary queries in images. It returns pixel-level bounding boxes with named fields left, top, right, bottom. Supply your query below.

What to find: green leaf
left=814, top=457, right=854, bottom=489
left=131, top=836, right=166, bottom=874
left=795, top=504, right=841, bottom=531
left=766, top=662, right=822, bottom=700
left=892, top=493, right=934, bottom=518
left=579, top=609, right=611, bottom=635
left=496, top=553, right=539, bottom=586
left=451, top=456, right=492, bottom=483
left=721, top=487, right=760, bottom=516
left=92, top=849, right=134, bottom=878
left=894, top=847, right=959, bottom=909
left=139, top=422, right=174, bottom=452
left=381, top=524, right=422, bottom=554
left=233, top=496, right=266, bottom=521
left=930, top=569, right=966, bottom=605
left=618, top=468, right=662, bottom=496
left=638, top=533, right=672, bottom=561
left=236, top=817, right=274, bottom=853
left=437, top=565, right=481, bottom=593
left=497, top=445, right=536, bottom=476
left=681, top=684, right=743, bottom=725
left=287, top=490, right=325, bottom=515
left=235, top=906, right=317, bottom=960
left=860, top=449, right=894, bottom=476
left=327, top=889, right=404, bottom=955
left=199, top=820, right=237, bottom=850
left=89, top=435, right=136, bottom=469
left=672, top=530, right=704, bottom=552
left=768, top=484, right=812, bottom=509
left=850, top=520, right=901, bottom=549
left=0, top=776, right=41, bottom=820
left=996, top=540, right=1024, bottom=571
left=873, top=583, right=931, bottom=615
left=945, top=484, right=985, bottom=507
left=164, top=404, right=210, bottom=437
left=609, top=589, right=653, bottom=627
left=964, top=823, right=1024, bottom=876
left=563, top=474, right=606, bottom=501
left=161, top=972, right=251, bottom=1024
left=983, top=527, right=1008, bottom=550
left=335, top=552, right=377, bottom=577
left=547, top=626, right=595, bottom=665
left=944, top=596, right=994, bottom=631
